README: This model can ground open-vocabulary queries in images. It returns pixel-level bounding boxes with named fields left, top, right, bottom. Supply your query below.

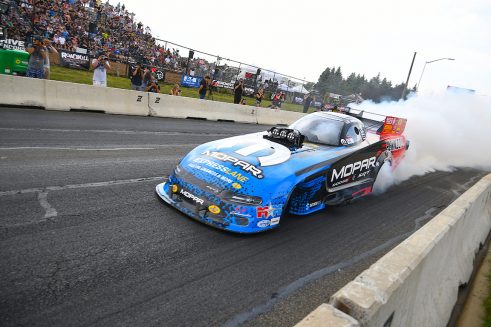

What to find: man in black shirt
left=233, top=78, right=244, bottom=104
left=303, top=93, right=313, bottom=113
left=199, top=76, right=210, bottom=99
left=130, top=63, right=143, bottom=90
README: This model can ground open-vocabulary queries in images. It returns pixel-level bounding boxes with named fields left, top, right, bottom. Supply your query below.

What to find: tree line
left=313, top=66, right=416, bottom=103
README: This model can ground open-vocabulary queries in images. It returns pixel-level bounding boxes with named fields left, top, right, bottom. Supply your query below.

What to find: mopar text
left=203, top=151, right=264, bottom=179
left=331, top=157, right=376, bottom=182
left=180, top=189, right=204, bottom=205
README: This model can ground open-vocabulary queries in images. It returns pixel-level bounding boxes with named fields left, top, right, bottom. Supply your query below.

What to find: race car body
left=156, top=110, right=409, bottom=233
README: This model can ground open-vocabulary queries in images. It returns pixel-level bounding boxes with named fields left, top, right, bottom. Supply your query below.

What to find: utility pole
left=401, top=52, right=417, bottom=100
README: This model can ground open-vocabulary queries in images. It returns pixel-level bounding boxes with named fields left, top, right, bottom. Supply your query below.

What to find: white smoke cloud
left=355, top=91, right=491, bottom=193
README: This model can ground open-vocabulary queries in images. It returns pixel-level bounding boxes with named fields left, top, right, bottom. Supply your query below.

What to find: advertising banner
left=59, top=50, right=90, bottom=70
left=0, top=39, right=26, bottom=51
left=181, top=75, right=202, bottom=88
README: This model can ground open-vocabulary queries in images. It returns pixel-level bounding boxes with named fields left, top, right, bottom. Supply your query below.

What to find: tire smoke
left=356, top=91, right=491, bottom=193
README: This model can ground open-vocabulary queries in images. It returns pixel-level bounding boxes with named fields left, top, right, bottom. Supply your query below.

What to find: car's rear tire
left=372, top=161, right=393, bottom=194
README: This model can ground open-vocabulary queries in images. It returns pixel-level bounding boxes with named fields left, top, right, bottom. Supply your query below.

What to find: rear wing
left=342, top=106, right=407, bottom=136
left=380, top=116, right=407, bottom=136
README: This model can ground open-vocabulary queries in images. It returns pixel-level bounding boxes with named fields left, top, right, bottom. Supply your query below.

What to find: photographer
left=26, top=36, right=47, bottom=79
left=233, top=78, right=244, bottom=104
left=91, top=53, right=111, bottom=87
left=130, top=63, right=143, bottom=91
left=255, top=87, right=264, bottom=107
left=198, top=75, right=210, bottom=100
left=42, top=38, right=58, bottom=80
left=144, top=78, right=161, bottom=93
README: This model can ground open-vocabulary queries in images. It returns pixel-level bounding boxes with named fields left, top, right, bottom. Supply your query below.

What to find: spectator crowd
left=1, top=0, right=184, bottom=69
left=1, top=0, right=315, bottom=105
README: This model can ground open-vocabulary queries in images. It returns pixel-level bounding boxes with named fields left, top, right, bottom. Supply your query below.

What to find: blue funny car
left=156, top=110, right=409, bottom=233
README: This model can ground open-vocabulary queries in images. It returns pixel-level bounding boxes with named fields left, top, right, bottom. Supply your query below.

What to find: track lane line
left=0, top=146, right=197, bottom=151
left=0, top=127, right=234, bottom=137
left=0, top=176, right=164, bottom=197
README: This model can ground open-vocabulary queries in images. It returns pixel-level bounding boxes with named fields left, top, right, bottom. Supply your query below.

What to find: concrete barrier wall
left=296, top=173, right=491, bottom=327
left=44, top=79, right=149, bottom=116
left=256, top=107, right=305, bottom=126
left=0, top=75, right=45, bottom=107
left=0, top=74, right=306, bottom=125
left=148, top=93, right=257, bottom=124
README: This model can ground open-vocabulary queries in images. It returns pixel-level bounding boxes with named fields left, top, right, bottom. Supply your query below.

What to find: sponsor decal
left=386, top=138, right=404, bottom=151
left=257, top=220, right=271, bottom=228
left=332, top=178, right=350, bottom=187
left=270, top=217, right=280, bottom=225
left=202, top=151, right=264, bottom=179
left=360, top=129, right=366, bottom=140
left=382, top=117, right=407, bottom=135
left=308, top=201, right=322, bottom=208
left=231, top=182, right=242, bottom=189
left=190, top=160, right=246, bottom=183
left=205, top=185, right=220, bottom=193
left=256, top=204, right=276, bottom=218
left=331, top=157, right=376, bottom=182
left=208, top=205, right=221, bottom=214
left=179, top=189, right=204, bottom=205
left=340, top=138, right=354, bottom=146
left=231, top=207, right=251, bottom=218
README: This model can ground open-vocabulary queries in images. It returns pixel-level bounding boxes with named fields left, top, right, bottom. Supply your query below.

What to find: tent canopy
left=276, top=83, right=309, bottom=94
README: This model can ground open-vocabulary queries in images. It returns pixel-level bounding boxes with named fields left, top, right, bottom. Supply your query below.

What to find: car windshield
left=289, top=115, right=344, bottom=146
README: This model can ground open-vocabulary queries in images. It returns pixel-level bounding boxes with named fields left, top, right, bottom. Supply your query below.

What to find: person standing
left=303, top=93, right=313, bottom=113
left=42, top=38, right=58, bottom=80
left=91, top=53, right=111, bottom=87
left=199, top=76, right=210, bottom=99
left=255, top=87, right=264, bottom=107
left=142, top=67, right=152, bottom=90
left=26, top=36, right=47, bottom=79
left=130, top=63, right=143, bottom=90
left=233, top=78, right=244, bottom=104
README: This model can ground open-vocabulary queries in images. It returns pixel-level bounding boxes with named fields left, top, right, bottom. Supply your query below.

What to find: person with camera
left=198, top=75, right=210, bottom=100
left=233, top=78, right=244, bottom=104
left=91, top=52, right=111, bottom=87
left=42, top=38, right=58, bottom=80
left=130, top=63, right=143, bottom=91
left=26, top=36, right=47, bottom=79
left=255, top=87, right=264, bottom=107
left=144, top=77, right=161, bottom=93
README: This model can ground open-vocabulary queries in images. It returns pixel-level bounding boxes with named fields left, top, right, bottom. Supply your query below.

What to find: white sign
left=0, top=39, right=26, bottom=51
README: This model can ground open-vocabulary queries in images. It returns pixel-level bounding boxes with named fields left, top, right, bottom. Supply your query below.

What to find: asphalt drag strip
left=0, top=107, right=488, bottom=327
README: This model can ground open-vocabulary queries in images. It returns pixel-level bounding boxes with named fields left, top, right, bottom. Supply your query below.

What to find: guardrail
left=0, top=74, right=305, bottom=125
left=295, top=173, right=491, bottom=327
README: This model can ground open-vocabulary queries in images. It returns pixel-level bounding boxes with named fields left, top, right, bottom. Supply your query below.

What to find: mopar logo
left=331, top=157, right=376, bottom=182
left=202, top=151, right=264, bottom=179
left=179, top=189, right=204, bottom=205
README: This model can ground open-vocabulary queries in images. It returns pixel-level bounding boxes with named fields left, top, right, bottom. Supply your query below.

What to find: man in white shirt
left=91, top=54, right=111, bottom=87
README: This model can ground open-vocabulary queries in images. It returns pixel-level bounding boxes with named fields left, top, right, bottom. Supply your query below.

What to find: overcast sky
left=118, top=0, right=490, bottom=95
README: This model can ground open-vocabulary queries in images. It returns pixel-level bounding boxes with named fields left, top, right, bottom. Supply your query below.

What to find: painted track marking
left=0, top=176, right=163, bottom=197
